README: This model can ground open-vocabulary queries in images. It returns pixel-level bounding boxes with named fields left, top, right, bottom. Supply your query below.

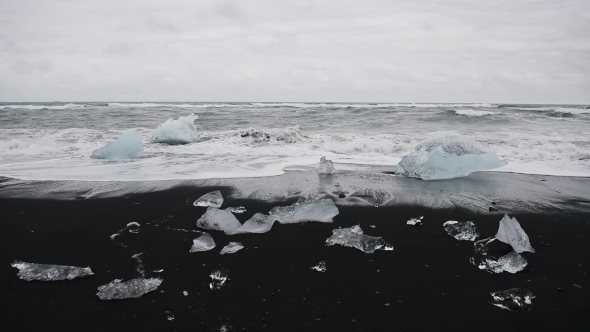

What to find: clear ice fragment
left=230, top=206, right=246, bottom=214
left=193, top=190, right=224, bottom=208
left=97, top=278, right=162, bottom=300
left=209, top=270, right=229, bottom=290
left=310, top=261, right=327, bottom=272
left=407, top=216, right=423, bottom=226
left=196, top=207, right=242, bottom=234
left=490, top=288, right=535, bottom=310
left=269, top=198, right=339, bottom=224
left=469, top=238, right=527, bottom=273
left=190, top=233, right=216, bottom=252
left=443, top=220, right=479, bottom=241
left=326, top=225, right=393, bottom=253
left=495, top=214, right=535, bottom=253
left=227, top=213, right=275, bottom=235
left=90, top=131, right=144, bottom=160
left=318, top=156, right=335, bottom=174
left=220, top=242, right=244, bottom=255
left=11, top=261, right=93, bottom=281
left=150, top=113, right=198, bottom=145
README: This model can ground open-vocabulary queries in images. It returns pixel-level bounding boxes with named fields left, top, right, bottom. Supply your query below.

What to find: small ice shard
left=196, top=208, right=242, bottom=234
left=150, top=113, right=198, bottom=145
left=11, top=261, right=93, bottom=281
left=153, top=269, right=164, bottom=273
left=97, top=278, right=162, bottom=300
left=318, top=156, right=335, bottom=174
left=190, top=233, right=216, bottom=252
left=269, top=198, right=339, bottom=224
left=443, top=220, right=479, bottom=241
left=490, top=288, right=535, bottom=310
left=310, top=261, right=327, bottom=272
left=193, top=190, right=224, bottom=208
left=131, top=253, right=146, bottom=277
left=495, top=214, right=535, bottom=253
left=167, top=313, right=175, bottom=321
left=209, top=270, right=229, bottom=290
left=90, top=131, right=144, bottom=160
left=183, top=291, right=188, bottom=296
left=230, top=206, right=246, bottom=214
left=326, top=225, right=393, bottom=253
left=227, top=213, right=275, bottom=235
left=220, top=242, right=244, bottom=255
left=407, top=216, right=423, bottom=226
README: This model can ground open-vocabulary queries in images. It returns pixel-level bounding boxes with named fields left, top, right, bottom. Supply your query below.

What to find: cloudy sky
left=1, top=0, right=589, bottom=103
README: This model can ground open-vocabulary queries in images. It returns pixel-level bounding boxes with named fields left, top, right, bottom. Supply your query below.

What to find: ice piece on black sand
left=269, top=198, right=339, bottom=224
left=209, top=270, right=229, bottom=290
left=407, top=216, right=423, bottom=226
left=443, top=220, right=479, bottom=241
left=495, top=214, right=535, bottom=253
left=489, top=288, right=535, bottom=310
left=220, top=242, right=244, bottom=255
left=97, top=278, right=162, bottom=300
left=310, top=261, right=327, bottom=272
left=227, top=213, right=276, bottom=235
left=196, top=207, right=242, bottom=234
left=193, top=190, right=224, bottom=208
left=326, top=225, right=393, bottom=253
left=470, top=240, right=527, bottom=274
left=11, top=261, right=94, bottom=281
left=318, top=156, right=335, bottom=174
left=190, top=233, right=216, bottom=252
left=230, top=206, right=246, bottom=214
left=90, top=131, right=144, bottom=160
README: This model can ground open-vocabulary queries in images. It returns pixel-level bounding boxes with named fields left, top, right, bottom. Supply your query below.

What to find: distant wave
left=499, top=105, right=589, bottom=115
left=452, top=109, right=498, bottom=117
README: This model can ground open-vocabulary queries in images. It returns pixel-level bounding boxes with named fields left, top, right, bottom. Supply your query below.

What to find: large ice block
left=326, top=225, right=393, bottom=253
left=220, top=242, right=244, bottom=255
left=196, top=207, right=242, bottom=234
left=269, top=198, right=339, bottom=224
left=190, top=233, right=216, bottom=252
left=150, top=113, right=198, bottom=145
left=443, top=220, right=479, bottom=241
left=495, top=214, right=535, bottom=253
left=11, top=261, right=93, bottom=281
left=490, top=288, right=535, bottom=310
left=318, top=156, right=335, bottom=174
left=97, top=278, right=162, bottom=300
left=227, top=213, right=276, bottom=235
left=193, top=190, right=224, bottom=208
left=90, top=131, right=143, bottom=160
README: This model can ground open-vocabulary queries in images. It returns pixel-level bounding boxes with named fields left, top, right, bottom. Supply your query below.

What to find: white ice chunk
left=11, top=261, right=93, bottom=281
left=209, top=270, right=229, bottom=290
left=150, top=113, right=198, bottom=145
left=196, top=207, right=242, bottom=234
left=183, top=291, right=188, bottom=296
left=190, top=233, right=216, bottom=252
left=495, top=214, right=535, bottom=253
left=193, top=190, right=224, bottom=208
left=227, top=213, right=275, bottom=235
left=310, top=261, right=327, bottom=272
left=318, top=156, right=335, bottom=174
left=326, top=225, right=393, bottom=253
left=97, top=278, right=162, bottom=300
left=269, top=198, right=339, bottom=224
left=443, top=220, right=479, bottom=241
left=230, top=206, right=246, bottom=214
left=90, top=131, right=143, bottom=160
left=407, top=216, right=423, bottom=226
left=490, top=288, right=535, bottom=311
left=396, top=133, right=506, bottom=180
left=220, top=242, right=244, bottom=255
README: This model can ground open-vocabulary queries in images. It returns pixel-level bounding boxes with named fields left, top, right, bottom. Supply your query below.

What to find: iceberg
left=90, top=131, right=143, bottom=160
left=469, top=238, right=527, bottom=273
left=395, top=133, right=506, bottom=180
left=269, top=198, right=339, bottom=224
left=150, top=113, right=198, bottom=145
left=97, top=278, right=162, bottom=300
left=495, top=214, right=535, bottom=253
left=11, top=261, right=93, bottom=281
left=490, top=288, right=535, bottom=311
left=209, top=270, right=229, bottom=290
left=318, top=156, right=335, bottom=174
left=220, top=242, right=244, bottom=255
left=190, top=233, right=216, bottom=252
left=443, top=220, right=479, bottom=241
left=310, top=261, right=327, bottom=272
left=326, top=225, right=393, bottom=253
left=407, top=216, right=423, bottom=226
left=196, top=208, right=242, bottom=234
left=227, top=213, right=275, bottom=235
left=193, top=190, right=224, bottom=208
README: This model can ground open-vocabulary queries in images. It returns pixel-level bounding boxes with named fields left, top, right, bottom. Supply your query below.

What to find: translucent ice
left=230, top=206, right=246, bottom=214
left=196, top=208, right=242, bottom=234
left=150, top=113, right=198, bottom=145
left=90, top=131, right=143, bottom=160
left=220, top=242, right=244, bottom=255
left=495, top=214, right=535, bottom=253
left=209, top=270, right=229, bottom=290
left=97, top=278, right=162, bottom=300
left=490, top=288, right=535, bottom=310
left=469, top=238, right=527, bottom=273
left=227, top=213, right=275, bottom=235
left=407, top=216, right=423, bottom=226
left=443, top=220, right=479, bottom=241
left=396, top=133, right=506, bottom=180
left=326, top=225, right=393, bottom=253
left=193, top=190, right=224, bottom=208
left=318, top=156, right=335, bottom=174
left=269, top=198, right=339, bottom=224
left=190, top=233, right=216, bottom=252
left=310, top=261, right=327, bottom=272
left=11, top=261, right=93, bottom=281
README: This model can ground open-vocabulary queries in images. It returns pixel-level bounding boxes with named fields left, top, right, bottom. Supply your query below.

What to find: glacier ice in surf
left=490, top=288, right=535, bottom=310
left=190, top=233, right=216, bottom=252
left=90, top=131, right=143, bottom=160
left=197, top=208, right=242, bottom=234
left=495, top=214, right=535, bottom=253
left=97, top=278, right=162, bottom=300
left=269, top=198, right=339, bottom=224
left=318, top=156, right=335, bottom=174
left=193, top=190, right=224, bottom=208
left=326, top=225, right=393, bottom=253
left=443, top=220, right=479, bottom=241
left=150, top=113, right=198, bottom=145
left=227, top=213, right=275, bottom=235
left=11, top=261, right=93, bottom=281
left=395, top=133, right=506, bottom=180
left=469, top=238, right=527, bottom=273
left=220, top=242, right=244, bottom=255
left=209, top=270, right=229, bottom=290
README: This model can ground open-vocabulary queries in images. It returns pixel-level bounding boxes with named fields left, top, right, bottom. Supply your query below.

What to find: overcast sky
left=1, top=0, right=589, bottom=103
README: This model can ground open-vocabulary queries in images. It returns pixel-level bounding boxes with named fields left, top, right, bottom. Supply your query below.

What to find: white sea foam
left=453, top=109, right=498, bottom=117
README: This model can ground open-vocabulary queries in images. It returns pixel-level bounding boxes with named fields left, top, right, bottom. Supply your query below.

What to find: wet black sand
left=1, top=183, right=589, bottom=331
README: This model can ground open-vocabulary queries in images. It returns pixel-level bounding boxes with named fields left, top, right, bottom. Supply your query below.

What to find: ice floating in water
left=395, top=133, right=506, bottom=180
left=495, top=214, right=535, bottom=253
left=90, top=131, right=143, bottom=160
left=227, top=213, right=275, bottom=235
left=318, top=156, right=335, bottom=174
left=407, top=216, right=423, bottom=226
left=97, top=278, right=163, bottom=300
left=326, top=225, right=393, bottom=253
left=197, top=208, right=242, bottom=234
left=269, top=198, right=339, bottom=224
left=310, top=261, right=327, bottom=272
left=150, top=113, right=198, bottom=145
left=11, top=261, right=93, bottom=281
left=209, top=270, right=229, bottom=290
left=469, top=238, right=527, bottom=273
left=443, top=220, right=479, bottom=241
left=220, top=242, right=244, bottom=255
left=490, top=288, right=535, bottom=310
left=190, top=233, right=216, bottom=252
left=230, top=206, right=246, bottom=214
left=193, top=190, right=224, bottom=208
